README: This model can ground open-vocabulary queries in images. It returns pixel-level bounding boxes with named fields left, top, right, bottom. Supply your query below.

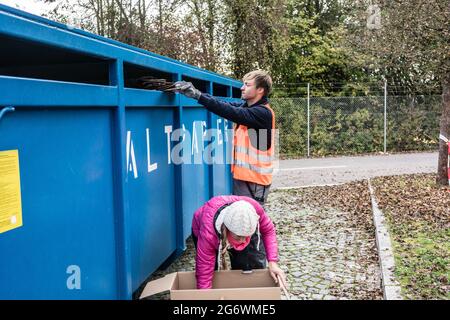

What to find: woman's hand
left=268, top=261, right=287, bottom=289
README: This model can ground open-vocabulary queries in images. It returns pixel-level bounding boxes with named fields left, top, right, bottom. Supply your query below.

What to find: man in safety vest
left=174, top=70, right=275, bottom=205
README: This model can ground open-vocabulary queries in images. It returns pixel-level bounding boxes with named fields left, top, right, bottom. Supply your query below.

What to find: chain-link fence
left=271, top=92, right=442, bottom=158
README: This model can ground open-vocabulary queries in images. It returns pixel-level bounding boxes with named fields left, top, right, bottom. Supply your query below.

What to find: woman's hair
left=219, top=226, right=229, bottom=270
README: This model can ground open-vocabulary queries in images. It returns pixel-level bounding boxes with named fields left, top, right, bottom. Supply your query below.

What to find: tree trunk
left=436, top=75, right=450, bottom=186
left=190, top=0, right=210, bottom=70
left=206, top=0, right=216, bottom=72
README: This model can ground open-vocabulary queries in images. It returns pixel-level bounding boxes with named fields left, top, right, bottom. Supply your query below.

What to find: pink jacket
left=191, top=195, right=278, bottom=289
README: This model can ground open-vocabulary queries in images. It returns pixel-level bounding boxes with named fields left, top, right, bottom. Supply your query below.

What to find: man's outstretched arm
left=174, top=81, right=271, bottom=129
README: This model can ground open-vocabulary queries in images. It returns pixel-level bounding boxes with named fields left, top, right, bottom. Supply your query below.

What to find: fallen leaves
left=275, top=180, right=376, bottom=234
left=372, top=173, right=450, bottom=300
left=372, top=173, right=449, bottom=230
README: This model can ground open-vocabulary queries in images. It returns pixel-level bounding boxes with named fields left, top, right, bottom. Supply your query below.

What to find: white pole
left=307, top=83, right=310, bottom=157
left=384, top=80, right=387, bottom=153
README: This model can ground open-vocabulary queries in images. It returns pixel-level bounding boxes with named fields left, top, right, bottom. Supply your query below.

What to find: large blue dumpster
left=0, top=4, right=242, bottom=299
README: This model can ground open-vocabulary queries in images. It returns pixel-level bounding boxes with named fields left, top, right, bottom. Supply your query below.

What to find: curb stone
left=272, top=182, right=345, bottom=191
left=367, top=179, right=403, bottom=300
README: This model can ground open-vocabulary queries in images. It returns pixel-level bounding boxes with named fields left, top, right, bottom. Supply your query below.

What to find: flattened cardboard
left=140, top=272, right=177, bottom=298
left=140, top=269, right=281, bottom=300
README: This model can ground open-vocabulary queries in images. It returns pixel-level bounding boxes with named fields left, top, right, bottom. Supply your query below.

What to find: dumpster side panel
left=210, top=113, right=232, bottom=197
left=125, top=108, right=177, bottom=292
left=181, top=108, right=210, bottom=239
left=0, top=4, right=243, bottom=299
left=0, top=108, right=118, bottom=299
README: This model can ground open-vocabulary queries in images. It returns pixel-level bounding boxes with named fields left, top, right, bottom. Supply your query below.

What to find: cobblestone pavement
left=144, top=185, right=383, bottom=300
left=266, top=191, right=382, bottom=300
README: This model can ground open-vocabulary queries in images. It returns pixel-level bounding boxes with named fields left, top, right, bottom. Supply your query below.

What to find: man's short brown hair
left=243, top=70, right=273, bottom=96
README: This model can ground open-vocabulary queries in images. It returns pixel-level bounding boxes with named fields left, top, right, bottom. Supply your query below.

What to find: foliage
left=222, top=0, right=288, bottom=78
left=271, top=95, right=440, bottom=157
left=373, top=174, right=450, bottom=299
left=344, top=0, right=450, bottom=185
left=344, top=0, right=449, bottom=92
left=273, top=17, right=361, bottom=94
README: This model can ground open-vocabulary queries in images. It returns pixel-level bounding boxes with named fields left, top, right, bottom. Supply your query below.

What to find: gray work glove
left=174, top=81, right=202, bottom=100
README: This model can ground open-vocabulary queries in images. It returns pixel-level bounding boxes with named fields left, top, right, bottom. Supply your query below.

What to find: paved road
left=272, top=152, right=438, bottom=189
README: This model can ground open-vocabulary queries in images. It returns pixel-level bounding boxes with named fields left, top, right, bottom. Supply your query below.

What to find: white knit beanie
left=222, top=200, right=259, bottom=236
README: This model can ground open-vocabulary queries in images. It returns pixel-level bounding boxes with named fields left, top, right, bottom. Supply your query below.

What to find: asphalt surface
left=272, top=152, right=438, bottom=189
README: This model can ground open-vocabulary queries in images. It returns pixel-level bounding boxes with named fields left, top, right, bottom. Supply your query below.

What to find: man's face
left=241, top=78, right=264, bottom=101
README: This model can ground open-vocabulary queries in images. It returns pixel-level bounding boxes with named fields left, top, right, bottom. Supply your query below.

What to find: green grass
left=388, top=220, right=450, bottom=300
left=372, top=174, right=449, bottom=300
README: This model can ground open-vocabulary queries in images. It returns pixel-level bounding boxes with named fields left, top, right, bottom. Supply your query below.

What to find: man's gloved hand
left=174, top=81, right=202, bottom=100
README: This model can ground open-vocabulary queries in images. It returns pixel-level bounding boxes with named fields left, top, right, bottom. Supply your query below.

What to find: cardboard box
left=140, top=269, right=281, bottom=300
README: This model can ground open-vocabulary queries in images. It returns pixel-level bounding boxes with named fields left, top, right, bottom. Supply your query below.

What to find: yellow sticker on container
left=0, top=150, right=23, bottom=233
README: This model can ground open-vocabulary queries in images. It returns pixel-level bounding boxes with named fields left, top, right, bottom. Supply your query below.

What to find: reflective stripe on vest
left=232, top=103, right=275, bottom=186
left=234, top=159, right=274, bottom=174
left=234, top=146, right=275, bottom=163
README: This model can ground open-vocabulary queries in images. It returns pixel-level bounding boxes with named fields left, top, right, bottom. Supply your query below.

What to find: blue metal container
left=0, top=4, right=242, bottom=299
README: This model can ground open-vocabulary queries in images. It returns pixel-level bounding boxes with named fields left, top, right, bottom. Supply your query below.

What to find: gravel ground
left=143, top=180, right=383, bottom=300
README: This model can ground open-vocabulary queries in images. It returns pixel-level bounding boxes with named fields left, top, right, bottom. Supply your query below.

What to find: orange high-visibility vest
left=231, top=103, right=275, bottom=186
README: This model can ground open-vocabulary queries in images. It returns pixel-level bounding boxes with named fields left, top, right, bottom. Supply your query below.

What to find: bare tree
left=183, top=0, right=221, bottom=71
